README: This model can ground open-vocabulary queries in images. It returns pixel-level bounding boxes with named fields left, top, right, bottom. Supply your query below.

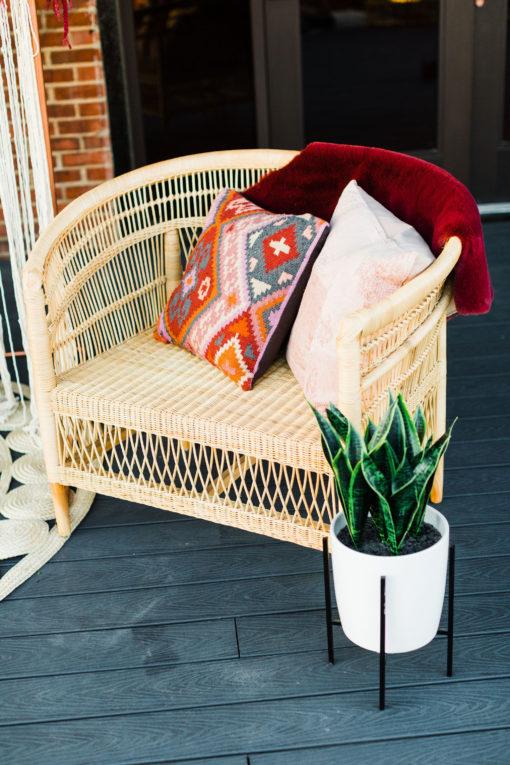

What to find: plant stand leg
left=447, top=545, right=455, bottom=677
left=323, top=537, right=335, bottom=664
left=380, top=576, right=386, bottom=711
left=437, top=544, right=455, bottom=675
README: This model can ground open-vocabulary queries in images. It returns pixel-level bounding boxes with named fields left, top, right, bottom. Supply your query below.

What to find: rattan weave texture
left=24, top=149, right=462, bottom=548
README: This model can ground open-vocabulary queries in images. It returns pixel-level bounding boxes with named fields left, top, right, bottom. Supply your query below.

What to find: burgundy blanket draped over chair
left=245, top=142, right=493, bottom=315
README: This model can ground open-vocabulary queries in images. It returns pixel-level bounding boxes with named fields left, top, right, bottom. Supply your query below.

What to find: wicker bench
left=23, top=149, right=461, bottom=547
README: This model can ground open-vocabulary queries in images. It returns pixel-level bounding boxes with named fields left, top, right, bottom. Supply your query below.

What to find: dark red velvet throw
left=244, top=143, right=492, bottom=315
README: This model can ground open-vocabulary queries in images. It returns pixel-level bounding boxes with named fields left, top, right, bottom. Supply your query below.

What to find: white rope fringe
left=0, top=1, right=94, bottom=598
left=0, top=0, right=53, bottom=428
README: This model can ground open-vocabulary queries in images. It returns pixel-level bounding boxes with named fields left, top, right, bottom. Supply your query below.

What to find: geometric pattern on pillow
left=155, top=189, right=329, bottom=390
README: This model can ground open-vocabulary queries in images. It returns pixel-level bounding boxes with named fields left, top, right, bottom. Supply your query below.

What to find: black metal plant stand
left=322, top=539, right=456, bottom=710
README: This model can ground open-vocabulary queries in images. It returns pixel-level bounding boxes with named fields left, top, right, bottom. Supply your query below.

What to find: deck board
left=0, top=620, right=239, bottom=679
left=251, top=730, right=510, bottom=765
left=1, top=543, right=508, bottom=600
left=44, top=519, right=279, bottom=562
left=2, top=679, right=510, bottom=764
left=445, top=438, right=510, bottom=467
left=1, top=219, right=509, bottom=763
left=1, top=570, right=509, bottom=639
left=1, top=634, right=509, bottom=725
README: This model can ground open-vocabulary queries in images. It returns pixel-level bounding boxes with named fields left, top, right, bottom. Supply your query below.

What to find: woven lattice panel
left=361, top=308, right=445, bottom=424
left=54, top=415, right=338, bottom=550
left=360, top=285, right=442, bottom=374
left=43, top=166, right=276, bottom=377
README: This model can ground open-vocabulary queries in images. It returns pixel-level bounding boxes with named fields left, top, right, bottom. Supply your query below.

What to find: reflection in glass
left=133, top=0, right=256, bottom=162
left=301, top=0, right=439, bottom=151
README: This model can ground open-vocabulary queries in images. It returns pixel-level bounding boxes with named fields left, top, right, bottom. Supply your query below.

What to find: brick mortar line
left=47, top=100, right=108, bottom=107
left=41, top=40, right=101, bottom=51
left=52, top=140, right=111, bottom=145
left=57, top=180, right=112, bottom=187
left=43, top=62, right=107, bottom=68
left=47, top=93, right=109, bottom=101
left=40, top=26, right=98, bottom=32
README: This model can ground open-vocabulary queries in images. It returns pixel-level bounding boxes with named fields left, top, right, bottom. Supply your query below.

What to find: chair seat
left=51, top=329, right=326, bottom=471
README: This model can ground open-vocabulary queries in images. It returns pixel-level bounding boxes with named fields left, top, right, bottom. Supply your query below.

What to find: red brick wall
left=0, top=1, right=114, bottom=255
left=40, top=1, right=114, bottom=209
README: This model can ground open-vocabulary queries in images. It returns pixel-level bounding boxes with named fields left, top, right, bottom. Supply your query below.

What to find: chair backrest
left=26, top=150, right=295, bottom=376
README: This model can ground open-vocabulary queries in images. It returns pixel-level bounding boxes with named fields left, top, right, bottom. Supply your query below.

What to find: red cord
left=47, top=0, right=72, bottom=49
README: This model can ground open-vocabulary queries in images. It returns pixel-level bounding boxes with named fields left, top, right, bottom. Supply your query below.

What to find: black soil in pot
left=338, top=517, right=442, bottom=556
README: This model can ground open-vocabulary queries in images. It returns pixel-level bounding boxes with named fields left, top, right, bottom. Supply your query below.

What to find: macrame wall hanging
left=0, top=0, right=93, bottom=598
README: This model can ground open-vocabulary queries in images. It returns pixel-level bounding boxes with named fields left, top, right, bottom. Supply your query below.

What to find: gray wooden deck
left=1, top=220, right=509, bottom=764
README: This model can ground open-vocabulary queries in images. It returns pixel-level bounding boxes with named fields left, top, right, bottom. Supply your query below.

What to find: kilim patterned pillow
left=155, top=189, right=329, bottom=390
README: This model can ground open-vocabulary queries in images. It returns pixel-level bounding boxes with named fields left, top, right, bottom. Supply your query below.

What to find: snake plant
left=312, top=393, right=455, bottom=554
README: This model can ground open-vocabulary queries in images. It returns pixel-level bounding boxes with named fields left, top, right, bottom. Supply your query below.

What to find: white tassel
left=0, top=0, right=54, bottom=433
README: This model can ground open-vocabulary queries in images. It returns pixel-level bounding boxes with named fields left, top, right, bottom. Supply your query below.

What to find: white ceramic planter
left=330, top=505, right=449, bottom=653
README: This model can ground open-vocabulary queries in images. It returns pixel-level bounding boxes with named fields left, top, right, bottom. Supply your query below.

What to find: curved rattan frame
left=23, top=149, right=461, bottom=547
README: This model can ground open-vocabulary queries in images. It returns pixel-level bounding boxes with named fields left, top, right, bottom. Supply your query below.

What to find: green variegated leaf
left=410, top=469, right=436, bottom=537
left=364, top=418, right=376, bottom=445
left=410, top=420, right=456, bottom=534
left=332, top=449, right=354, bottom=527
left=361, top=452, right=390, bottom=498
left=368, top=396, right=399, bottom=451
left=395, top=426, right=454, bottom=542
left=310, top=404, right=341, bottom=467
left=347, top=461, right=371, bottom=547
left=386, top=404, right=407, bottom=468
left=391, top=458, right=414, bottom=494
left=326, top=404, right=350, bottom=444
left=389, top=483, right=422, bottom=546
left=369, top=508, right=385, bottom=538
left=363, top=448, right=397, bottom=553
left=414, top=405, right=427, bottom=445
left=371, top=495, right=398, bottom=554
left=398, top=394, right=421, bottom=459
left=345, top=423, right=366, bottom=469
left=370, top=441, right=397, bottom=482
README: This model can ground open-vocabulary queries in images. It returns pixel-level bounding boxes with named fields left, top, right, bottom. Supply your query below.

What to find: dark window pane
left=301, top=0, right=439, bottom=151
left=503, top=0, right=510, bottom=141
left=133, top=0, right=257, bottom=162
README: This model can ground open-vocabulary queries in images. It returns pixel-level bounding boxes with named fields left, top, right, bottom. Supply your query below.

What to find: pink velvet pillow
left=286, top=180, right=434, bottom=411
left=155, top=189, right=328, bottom=390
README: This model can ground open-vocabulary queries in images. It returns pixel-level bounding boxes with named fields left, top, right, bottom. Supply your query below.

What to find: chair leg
left=50, top=483, right=71, bottom=536
left=431, top=318, right=447, bottom=505
left=430, top=458, right=444, bottom=503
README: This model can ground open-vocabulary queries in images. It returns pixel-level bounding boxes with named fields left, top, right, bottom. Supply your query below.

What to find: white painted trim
left=478, top=202, right=510, bottom=215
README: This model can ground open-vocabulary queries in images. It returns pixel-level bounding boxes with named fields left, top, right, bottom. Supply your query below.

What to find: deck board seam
left=2, top=676, right=510, bottom=729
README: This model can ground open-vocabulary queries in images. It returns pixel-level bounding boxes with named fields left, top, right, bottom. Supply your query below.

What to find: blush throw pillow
left=155, top=189, right=329, bottom=390
left=286, top=180, right=435, bottom=411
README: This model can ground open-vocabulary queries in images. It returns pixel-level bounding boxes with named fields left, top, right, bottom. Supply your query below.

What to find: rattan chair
left=23, top=150, right=461, bottom=545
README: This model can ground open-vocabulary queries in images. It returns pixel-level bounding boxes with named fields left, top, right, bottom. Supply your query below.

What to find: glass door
left=300, top=0, right=440, bottom=153
left=116, top=0, right=509, bottom=199
left=470, top=0, right=510, bottom=200
left=131, top=0, right=257, bottom=163
left=252, top=0, right=510, bottom=200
